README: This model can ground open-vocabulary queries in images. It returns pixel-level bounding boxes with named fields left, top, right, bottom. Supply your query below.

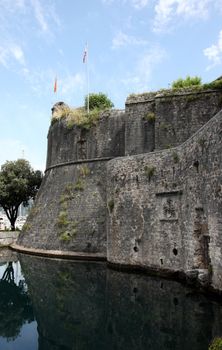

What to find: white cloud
left=21, top=67, right=85, bottom=102
left=31, top=0, right=48, bottom=32
left=0, top=0, right=61, bottom=34
left=153, top=0, right=212, bottom=32
left=21, top=67, right=55, bottom=96
left=0, top=47, right=8, bottom=67
left=0, top=0, right=26, bottom=12
left=60, top=73, right=85, bottom=96
left=10, top=45, right=25, bottom=65
left=121, top=46, right=166, bottom=91
left=132, top=0, right=149, bottom=9
left=204, top=30, right=222, bottom=69
left=102, top=0, right=149, bottom=9
left=29, top=0, right=61, bottom=38
left=0, top=43, right=25, bottom=67
left=102, top=0, right=114, bottom=3
left=112, top=31, right=147, bottom=49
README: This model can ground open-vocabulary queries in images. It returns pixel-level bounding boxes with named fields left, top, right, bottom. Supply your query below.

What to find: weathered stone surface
left=18, top=161, right=108, bottom=254
left=51, top=101, right=69, bottom=119
left=107, top=107, right=222, bottom=292
left=0, top=247, right=18, bottom=263
left=17, top=87, right=222, bottom=293
left=46, top=109, right=126, bottom=168
left=0, top=231, right=19, bottom=247
left=125, top=89, right=222, bottom=153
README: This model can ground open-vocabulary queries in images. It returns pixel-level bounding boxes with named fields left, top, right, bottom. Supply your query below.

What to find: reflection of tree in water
left=2, top=262, right=14, bottom=283
left=0, top=262, right=34, bottom=340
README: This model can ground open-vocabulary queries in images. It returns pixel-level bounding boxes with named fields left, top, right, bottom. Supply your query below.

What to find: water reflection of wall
left=20, top=254, right=107, bottom=350
left=19, top=254, right=222, bottom=350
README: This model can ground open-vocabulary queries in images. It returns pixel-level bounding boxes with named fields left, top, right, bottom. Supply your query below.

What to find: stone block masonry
left=107, top=108, right=222, bottom=291
left=16, top=86, right=222, bottom=293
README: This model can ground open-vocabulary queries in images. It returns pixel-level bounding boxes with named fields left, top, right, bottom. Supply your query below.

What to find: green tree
left=0, top=159, right=42, bottom=230
left=85, top=92, right=114, bottom=111
left=209, top=338, right=222, bottom=350
left=172, top=75, right=202, bottom=89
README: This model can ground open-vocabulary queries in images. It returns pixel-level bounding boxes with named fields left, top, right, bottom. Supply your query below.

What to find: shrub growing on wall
left=85, top=93, right=114, bottom=111
left=172, top=76, right=202, bottom=89
left=209, top=337, right=222, bottom=350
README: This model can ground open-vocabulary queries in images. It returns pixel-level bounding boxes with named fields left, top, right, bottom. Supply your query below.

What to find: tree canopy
left=171, top=76, right=202, bottom=89
left=0, top=159, right=42, bottom=230
left=84, top=92, right=114, bottom=111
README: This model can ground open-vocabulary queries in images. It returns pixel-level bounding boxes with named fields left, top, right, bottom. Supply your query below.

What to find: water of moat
left=0, top=249, right=222, bottom=350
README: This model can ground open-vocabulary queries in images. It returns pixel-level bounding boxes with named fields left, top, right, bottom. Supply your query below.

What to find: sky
left=0, top=0, right=222, bottom=171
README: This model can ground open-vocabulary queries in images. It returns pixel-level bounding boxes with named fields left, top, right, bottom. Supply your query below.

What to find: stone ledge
left=107, top=261, right=187, bottom=280
left=45, top=156, right=113, bottom=173
left=11, top=243, right=107, bottom=261
left=126, top=88, right=222, bottom=105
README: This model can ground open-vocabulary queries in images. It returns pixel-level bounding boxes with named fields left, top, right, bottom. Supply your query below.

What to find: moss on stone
left=79, top=165, right=90, bottom=177
left=108, top=199, right=114, bottom=213
left=209, top=338, right=222, bottom=350
left=172, top=151, right=179, bottom=163
left=144, top=166, right=155, bottom=181
left=22, top=223, right=31, bottom=232
left=144, top=112, right=155, bottom=122
left=74, top=179, right=84, bottom=191
left=57, top=211, right=69, bottom=228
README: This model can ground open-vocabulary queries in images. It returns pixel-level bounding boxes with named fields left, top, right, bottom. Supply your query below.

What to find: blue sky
left=0, top=0, right=222, bottom=170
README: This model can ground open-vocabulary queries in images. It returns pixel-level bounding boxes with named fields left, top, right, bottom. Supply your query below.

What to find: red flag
left=54, top=77, right=57, bottom=93
left=83, top=46, right=87, bottom=63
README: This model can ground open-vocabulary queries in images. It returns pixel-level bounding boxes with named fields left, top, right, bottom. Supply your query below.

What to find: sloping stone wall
left=46, top=110, right=126, bottom=168
left=18, top=160, right=108, bottom=254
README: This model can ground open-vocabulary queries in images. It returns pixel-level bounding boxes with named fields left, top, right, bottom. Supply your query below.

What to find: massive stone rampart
left=125, top=89, right=222, bottom=153
left=107, top=108, right=222, bottom=291
left=16, top=87, right=222, bottom=293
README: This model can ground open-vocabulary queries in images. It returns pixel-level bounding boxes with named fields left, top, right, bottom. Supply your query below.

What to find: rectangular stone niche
left=156, top=190, right=182, bottom=222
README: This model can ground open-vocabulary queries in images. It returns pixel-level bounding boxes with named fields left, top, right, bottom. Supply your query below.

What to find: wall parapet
left=126, top=88, right=222, bottom=105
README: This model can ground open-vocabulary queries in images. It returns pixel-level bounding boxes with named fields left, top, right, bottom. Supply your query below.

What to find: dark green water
left=0, top=250, right=222, bottom=350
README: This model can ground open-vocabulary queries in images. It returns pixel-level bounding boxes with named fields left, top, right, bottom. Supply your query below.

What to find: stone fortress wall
left=16, top=87, right=222, bottom=293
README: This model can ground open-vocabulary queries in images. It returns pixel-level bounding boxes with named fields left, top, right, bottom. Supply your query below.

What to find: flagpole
left=87, top=45, right=89, bottom=114
left=84, top=42, right=90, bottom=114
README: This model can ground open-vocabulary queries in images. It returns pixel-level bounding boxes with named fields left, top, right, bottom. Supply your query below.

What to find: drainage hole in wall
left=133, top=287, right=138, bottom=294
left=133, top=246, right=139, bottom=252
left=173, top=248, right=178, bottom=256
left=173, top=297, right=178, bottom=306
left=160, top=258, right=163, bottom=265
left=193, top=160, right=199, bottom=172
